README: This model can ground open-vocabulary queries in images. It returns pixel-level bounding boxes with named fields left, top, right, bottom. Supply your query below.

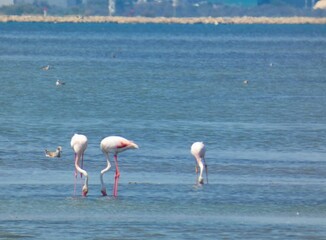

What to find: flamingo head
left=82, top=185, right=88, bottom=197
left=101, top=188, right=107, bottom=196
left=129, top=142, right=139, bottom=149
left=198, top=176, right=204, bottom=185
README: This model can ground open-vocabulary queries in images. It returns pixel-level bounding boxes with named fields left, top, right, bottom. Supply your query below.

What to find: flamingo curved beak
left=131, top=142, right=139, bottom=149
left=101, top=190, right=107, bottom=196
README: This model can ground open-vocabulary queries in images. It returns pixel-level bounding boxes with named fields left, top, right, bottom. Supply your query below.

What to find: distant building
left=13, top=0, right=84, bottom=7
left=281, top=0, right=316, bottom=8
left=14, top=0, right=39, bottom=4
left=108, top=0, right=115, bottom=16
left=0, top=0, right=13, bottom=7
left=258, top=0, right=318, bottom=8
left=208, top=0, right=257, bottom=6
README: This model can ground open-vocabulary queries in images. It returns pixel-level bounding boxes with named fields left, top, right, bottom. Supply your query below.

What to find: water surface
left=0, top=23, right=326, bottom=239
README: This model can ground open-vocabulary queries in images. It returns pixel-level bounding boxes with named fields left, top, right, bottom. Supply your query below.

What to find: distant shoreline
left=0, top=15, right=326, bottom=24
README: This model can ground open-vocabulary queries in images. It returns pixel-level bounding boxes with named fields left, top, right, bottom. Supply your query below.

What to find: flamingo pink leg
left=113, top=154, right=120, bottom=197
left=73, top=153, right=77, bottom=196
left=80, top=154, right=84, bottom=178
left=205, top=164, right=209, bottom=184
left=73, top=172, right=77, bottom=196
left=73, top=153, right=85, bottom=196
left=195, top=159, right=199, bottom=185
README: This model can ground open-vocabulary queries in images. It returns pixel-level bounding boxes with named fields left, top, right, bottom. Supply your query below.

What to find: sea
left=0, top=22, right=326, bottom=239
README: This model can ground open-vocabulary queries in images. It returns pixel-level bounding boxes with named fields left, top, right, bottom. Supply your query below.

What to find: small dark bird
left=45, top=146, right=62, bottom=158
left=41, top=65, right=50, bottom=71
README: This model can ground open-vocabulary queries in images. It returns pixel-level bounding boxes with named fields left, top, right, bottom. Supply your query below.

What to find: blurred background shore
left=0, top=0, right=326, bottom=24
left=0, top=15, right=326, bottom=24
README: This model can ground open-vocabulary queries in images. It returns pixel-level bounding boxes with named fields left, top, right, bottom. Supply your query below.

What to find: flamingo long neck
left=75, top=153, right=88, bottom=187
left=195, top=156, right=205, bottom=183
left=198, top=160, right=204, bottom=178
left=100, top=153, right=111, bottom=190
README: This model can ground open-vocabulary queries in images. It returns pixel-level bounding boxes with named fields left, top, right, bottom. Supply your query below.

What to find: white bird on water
left=100, top=136, right=139, bottom=197
left=56, top=80, right=65, bottom=86
left=71, top=134, right=88, bottom=197
left=41, top=65, right=50, bottom=71
left=45, top=146, right=62, bottom=158
left=191, top=142, right=208, bottom=184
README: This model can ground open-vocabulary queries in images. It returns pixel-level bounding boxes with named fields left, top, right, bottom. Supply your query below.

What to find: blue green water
left=0, top=22, right=326, bottom=239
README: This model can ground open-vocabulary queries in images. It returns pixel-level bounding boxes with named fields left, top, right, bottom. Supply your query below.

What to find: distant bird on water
left=56, top=79, right=65, bottom=86
left=45, top=146, right=62, bottom=158
left=41, top=65, right=50, bottom=71
left=243, top=80, right=249, bottom=85
left=100, top=136, right=139, bottom=197
left=191, top=142, right=208, bottom=184
left=71, top=134, right=89, bottom=197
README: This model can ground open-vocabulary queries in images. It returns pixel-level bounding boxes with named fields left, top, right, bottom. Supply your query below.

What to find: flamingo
left=71, top=133, right=89, bottom=196
left=100, top=136, right=139, bottom=197
left=191, top=142, right=208, bottom=184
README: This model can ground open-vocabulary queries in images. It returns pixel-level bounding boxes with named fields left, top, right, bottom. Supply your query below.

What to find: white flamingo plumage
left=191, top=142, right=208, bottom=184
left=71, top=133, right=89, bottom=196
left=100, top=136, right=139, bottom=197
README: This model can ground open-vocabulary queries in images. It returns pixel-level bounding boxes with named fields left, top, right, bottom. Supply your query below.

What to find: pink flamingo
left=191, top=142, right=208, bottom=184
left=100, top=136, right=139, bottom=197
left=71, top=133, right=89, bottom=196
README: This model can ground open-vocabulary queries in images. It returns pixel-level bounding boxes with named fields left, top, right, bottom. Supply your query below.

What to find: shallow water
left=0, top=23, right=326, bottom=239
